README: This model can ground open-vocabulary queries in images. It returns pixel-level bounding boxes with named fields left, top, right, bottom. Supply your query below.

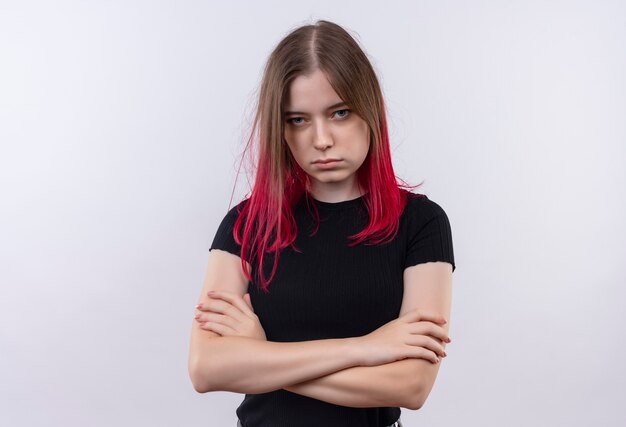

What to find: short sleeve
left=404, top=195, right=456, bottom=272
left=209, top=201, right=247, bottom=258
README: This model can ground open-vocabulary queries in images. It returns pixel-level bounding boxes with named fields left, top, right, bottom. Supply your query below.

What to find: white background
left=1, top=1, right=624, bottom=426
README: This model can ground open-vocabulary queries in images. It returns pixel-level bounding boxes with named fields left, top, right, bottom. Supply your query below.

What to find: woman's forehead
left=284, top=71, right=345, bottom=114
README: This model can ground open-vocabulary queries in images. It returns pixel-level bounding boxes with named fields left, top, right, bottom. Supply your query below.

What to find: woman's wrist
left=344, top=336, right=365, bottom=367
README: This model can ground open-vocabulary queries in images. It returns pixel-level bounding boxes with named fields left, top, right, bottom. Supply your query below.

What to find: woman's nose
left=313, top=121, right=334, bottom=150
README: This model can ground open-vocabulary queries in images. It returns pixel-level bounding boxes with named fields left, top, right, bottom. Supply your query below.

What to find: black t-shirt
left=209, top=191, right=456, bottom=427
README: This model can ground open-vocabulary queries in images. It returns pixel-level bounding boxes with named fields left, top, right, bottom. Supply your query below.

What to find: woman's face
left=283, top=69, right=370, bottom=201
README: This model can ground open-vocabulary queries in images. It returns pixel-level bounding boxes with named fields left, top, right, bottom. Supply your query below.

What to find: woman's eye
left=334, top=109, right=351, bottom=119
left=286, top=110, right=350, bottom=125
left=287, top=117, right=304, bottom=125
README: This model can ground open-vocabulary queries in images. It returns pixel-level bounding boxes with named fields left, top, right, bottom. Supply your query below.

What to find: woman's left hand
left=194, top=290, right=267, bottom=341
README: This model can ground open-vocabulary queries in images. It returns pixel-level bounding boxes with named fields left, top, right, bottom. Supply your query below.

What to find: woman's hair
left=231, top=19, right=422, bottom=293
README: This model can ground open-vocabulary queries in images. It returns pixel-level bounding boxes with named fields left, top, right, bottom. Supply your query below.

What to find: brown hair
left=232, top=20, right=421, bottom=292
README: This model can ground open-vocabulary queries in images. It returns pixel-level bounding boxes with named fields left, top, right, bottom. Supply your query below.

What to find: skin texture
left=283, top=68, right=370, bottom=203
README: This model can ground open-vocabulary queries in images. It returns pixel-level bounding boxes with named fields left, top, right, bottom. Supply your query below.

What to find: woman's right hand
left=353, top=309, right=450, bottom=366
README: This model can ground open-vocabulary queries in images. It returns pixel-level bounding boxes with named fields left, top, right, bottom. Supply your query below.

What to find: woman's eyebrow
left=284, top=101, right=348, bottom=115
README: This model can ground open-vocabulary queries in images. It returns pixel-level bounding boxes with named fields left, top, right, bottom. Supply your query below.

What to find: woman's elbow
left=406, top=395, right=425, bottom=411
left=189, top=374, right=211, bottom=394
left=404, top=379, right=430, bottom=411
left=188, top=355, right=214, bottom=393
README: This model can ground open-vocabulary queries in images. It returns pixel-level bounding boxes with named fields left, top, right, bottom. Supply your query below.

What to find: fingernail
left=194, top=314, right=200, bottom=319
left=443, top=351, right=448, bottom=357
left=196, top=304, right=202, bottom=309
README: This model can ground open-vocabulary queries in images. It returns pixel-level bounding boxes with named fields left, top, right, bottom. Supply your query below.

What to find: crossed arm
left=281, top=261, right=452, bottom=410
left=282, top=357, right=439, bottom=410
left=188, top=250, right=452, bottom=410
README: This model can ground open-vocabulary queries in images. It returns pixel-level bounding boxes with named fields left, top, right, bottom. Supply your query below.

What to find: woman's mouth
left=313, top=159, right=342, bottom=169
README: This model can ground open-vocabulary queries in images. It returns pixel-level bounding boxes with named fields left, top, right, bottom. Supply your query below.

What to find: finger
left=208, top=291, right=255, bottom=317
left=195, top=311, right=237, bottom=330
left=199, top=320, right=237, bottom=336
left=406, top=334, right=447, bottom=358
left=198, top=293, right=243, bottom=318
left=196, top=294, right=234, bottom=312
left=409, top=346, right=441, bottom=364
left=195, top=301, right=218, bottom=312
left=409, top=321, right=451, bottom=343
left=197, top=297, right=235, bottom=316
left=404, top=308, right=447, bottom=325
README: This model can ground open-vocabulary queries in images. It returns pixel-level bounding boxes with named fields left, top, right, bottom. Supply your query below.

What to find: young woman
left=188, top=20, right=456, bottom=427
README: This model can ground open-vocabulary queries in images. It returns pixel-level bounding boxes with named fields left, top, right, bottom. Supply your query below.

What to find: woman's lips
left=313, top=159, right=342, bottom=169
left=313, top=158, right=341, bottom=164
